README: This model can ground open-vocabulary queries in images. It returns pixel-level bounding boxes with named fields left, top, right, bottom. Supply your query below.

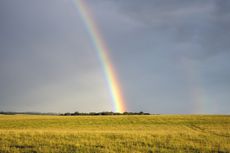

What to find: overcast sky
left=0, top=0, right=229, bottom=114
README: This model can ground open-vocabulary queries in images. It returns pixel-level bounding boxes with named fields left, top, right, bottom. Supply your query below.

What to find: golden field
left=0, top=115, right=229, bottom=153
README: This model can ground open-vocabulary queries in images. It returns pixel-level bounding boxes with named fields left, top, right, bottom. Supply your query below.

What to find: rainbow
left=73, top=0, right=126, bottom=113
left=181, top=57, right=207, bottom=114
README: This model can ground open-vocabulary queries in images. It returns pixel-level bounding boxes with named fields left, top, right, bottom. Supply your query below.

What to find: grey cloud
left=1, top=0, right=230, bottom=114
left=0, top=0, right=111, bottom=112
left=106, top=0, right=230, bottom=60
left=201, top=0, right=230, bottom=56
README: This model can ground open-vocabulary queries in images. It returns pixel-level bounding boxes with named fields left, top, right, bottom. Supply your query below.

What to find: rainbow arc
left=73, top=0, right=126, bottom=113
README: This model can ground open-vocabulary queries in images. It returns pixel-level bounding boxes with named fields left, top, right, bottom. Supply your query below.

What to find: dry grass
left=0, top=115, right=229, bottom=153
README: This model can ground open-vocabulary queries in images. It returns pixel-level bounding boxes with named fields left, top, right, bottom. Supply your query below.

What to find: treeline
left=61, top=111, right=150, bottom=116
left=0, top=111, right=58, bottom=115
left=0, top=111, right=151, bottom=116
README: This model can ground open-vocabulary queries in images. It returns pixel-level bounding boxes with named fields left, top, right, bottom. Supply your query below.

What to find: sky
left=0, top=0, right=230, bottom=114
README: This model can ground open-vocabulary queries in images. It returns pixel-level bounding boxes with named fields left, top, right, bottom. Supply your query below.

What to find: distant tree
left=89, top=112, right=98, bottom=115
left=139, top=111, right=144, bottom=115
left=60, top=111, right=150, bottom=116
left=73, top=111, right=80, bottom=115
left=64, top=113, right=71, bottom=116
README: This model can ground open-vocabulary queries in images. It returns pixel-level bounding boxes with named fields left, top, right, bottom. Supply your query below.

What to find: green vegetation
left=0, top=115, right=229, bottom=153
left=61, top=111, right=150, bottom=116
left=0, top=111, right=150, bottom=116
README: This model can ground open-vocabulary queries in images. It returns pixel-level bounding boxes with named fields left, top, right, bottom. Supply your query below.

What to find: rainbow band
left=73, top=0, right=126, bottom=112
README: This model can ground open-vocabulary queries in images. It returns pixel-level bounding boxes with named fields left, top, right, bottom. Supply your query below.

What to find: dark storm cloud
left=0, top=0, right=229, bottom=114
left=203, top=0, right=230, bottom=55
left=106, top=0, right=230, bottom=60
left=87, top=0, right=230, bottom=113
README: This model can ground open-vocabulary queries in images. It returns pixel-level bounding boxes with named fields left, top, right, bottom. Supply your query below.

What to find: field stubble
left=0, top=115, right=229, bottom=153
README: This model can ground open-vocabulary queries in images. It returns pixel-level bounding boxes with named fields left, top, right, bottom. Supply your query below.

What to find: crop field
left=0, top=115, right=229, bottom=153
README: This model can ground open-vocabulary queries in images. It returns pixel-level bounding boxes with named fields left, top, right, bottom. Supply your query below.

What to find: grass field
left=0, top=115, right=229, bottom=153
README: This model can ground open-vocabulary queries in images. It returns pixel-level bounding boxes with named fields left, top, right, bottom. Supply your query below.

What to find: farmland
left=0, top=115, right=229, bottom=153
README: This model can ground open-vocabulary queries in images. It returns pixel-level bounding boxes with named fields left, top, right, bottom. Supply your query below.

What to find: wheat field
left=0, top=115, right=229, bottom=153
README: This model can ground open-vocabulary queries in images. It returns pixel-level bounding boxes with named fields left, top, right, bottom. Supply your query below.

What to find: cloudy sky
left=0, top=0, right=229, bottom=114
